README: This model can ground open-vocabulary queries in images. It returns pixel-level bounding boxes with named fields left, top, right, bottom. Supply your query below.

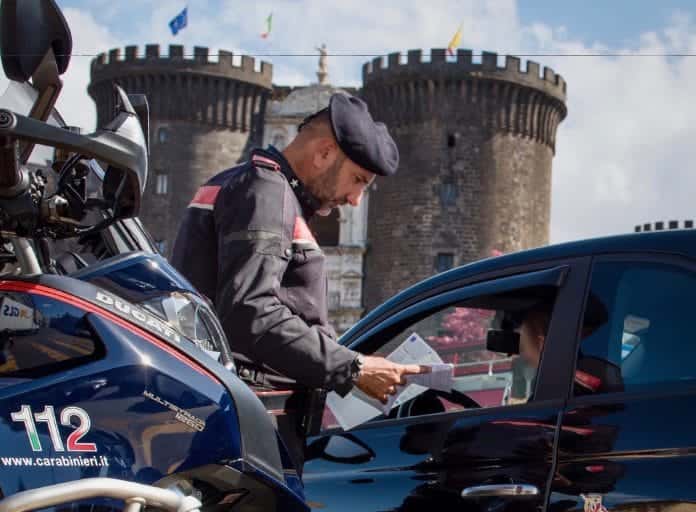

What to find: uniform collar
left=251, top=146, right=322, bottom=218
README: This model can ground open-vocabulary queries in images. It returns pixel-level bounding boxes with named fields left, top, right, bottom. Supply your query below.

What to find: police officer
left=171, top=92, right=427, bottom=469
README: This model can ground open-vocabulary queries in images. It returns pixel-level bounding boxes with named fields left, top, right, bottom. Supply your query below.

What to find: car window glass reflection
left=574, top=261, right=696, bottom=396
left=321, top=286, right=560, bottom=429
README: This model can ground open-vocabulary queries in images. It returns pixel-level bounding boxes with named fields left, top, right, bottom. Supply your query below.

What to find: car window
left=320, top=284, right=559, bottom=430
left=573, top=260, right=696, bottom=397
left=375, top=304, right=531, bottom=408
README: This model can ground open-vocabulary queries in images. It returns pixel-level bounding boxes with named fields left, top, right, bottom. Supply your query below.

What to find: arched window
left=155, top=173, right=169, bottom=195
left=158, top=127, right=169, bottom=144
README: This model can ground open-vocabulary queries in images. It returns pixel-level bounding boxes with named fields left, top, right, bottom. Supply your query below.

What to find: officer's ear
left=312, top=137, right=340, bottom=171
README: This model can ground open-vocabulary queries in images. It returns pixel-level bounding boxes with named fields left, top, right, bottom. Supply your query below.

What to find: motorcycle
left=0, top=1, right=307, bottom=511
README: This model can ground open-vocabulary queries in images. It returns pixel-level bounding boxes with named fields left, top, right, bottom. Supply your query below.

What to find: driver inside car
left=515, top=302, right=623, bottom=397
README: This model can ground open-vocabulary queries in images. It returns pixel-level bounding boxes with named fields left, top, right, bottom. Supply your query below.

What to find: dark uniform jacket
left=171, top=146, right=357, bottom=396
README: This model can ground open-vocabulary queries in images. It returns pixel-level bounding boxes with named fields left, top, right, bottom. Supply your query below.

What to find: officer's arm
left=213, top=170, right=357, bottom=396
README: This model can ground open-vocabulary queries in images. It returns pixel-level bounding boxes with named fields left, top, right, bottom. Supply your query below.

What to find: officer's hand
left=355, top=356, right=430, bottom=404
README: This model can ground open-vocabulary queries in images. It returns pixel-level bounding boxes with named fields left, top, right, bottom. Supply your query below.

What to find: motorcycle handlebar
left=0, top=110, right=22, bottom=191
left=0, top=137, right=21, bottom=190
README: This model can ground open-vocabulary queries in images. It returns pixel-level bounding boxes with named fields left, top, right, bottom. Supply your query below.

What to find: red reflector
left=585, top=465, right=605, bottom=473
left=575, top=369, right=602, bottom=391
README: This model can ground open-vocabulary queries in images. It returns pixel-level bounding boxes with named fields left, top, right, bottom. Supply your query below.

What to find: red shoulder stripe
left=293, top=216, right=317, bottom=244
left=189, top=185, right=221, bottom=210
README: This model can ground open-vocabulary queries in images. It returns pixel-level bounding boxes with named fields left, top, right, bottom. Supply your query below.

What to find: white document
left=382, top=363, right=455, bottom=413
left=408, top=363, right=456, bottom=391
left=326, top=332, right=455, bottom=430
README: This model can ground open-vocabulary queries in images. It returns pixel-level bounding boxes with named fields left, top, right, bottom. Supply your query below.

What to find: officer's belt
left=234, top=357, right=325, bottom=436
left=234, top=358, right=301, bottom=390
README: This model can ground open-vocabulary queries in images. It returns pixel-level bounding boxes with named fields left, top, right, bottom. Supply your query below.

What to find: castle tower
left=361, top=49, right=568, bottom=310
left=88, top=45, right=273, bottom=255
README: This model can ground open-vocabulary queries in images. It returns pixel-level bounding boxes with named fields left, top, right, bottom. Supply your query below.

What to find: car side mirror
left=486, top=329, right=520, bottom=355
left=305, top=434, right=375, bottom=465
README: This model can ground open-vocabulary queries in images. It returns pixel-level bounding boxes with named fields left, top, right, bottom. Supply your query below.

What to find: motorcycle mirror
left=0, top=0, right=72, bottom=82
left=100, top=86, right=149, bottom=217
left=127, top=94, right=150, bottom=155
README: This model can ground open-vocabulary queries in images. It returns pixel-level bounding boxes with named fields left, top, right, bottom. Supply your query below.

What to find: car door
left=303, top=258, right=590, bottom=512
left=549, top=253, right=696, bottom=512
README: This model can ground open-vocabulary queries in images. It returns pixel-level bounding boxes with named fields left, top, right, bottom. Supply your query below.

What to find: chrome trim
left=10, top=236, right=40, bottom=275
left=461, top=484, right=540, bottom=498
left=0, top=477, right=202, bottom=512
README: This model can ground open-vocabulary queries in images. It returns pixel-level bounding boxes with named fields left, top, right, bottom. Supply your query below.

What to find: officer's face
left=309, top=151, right=375, bottom=215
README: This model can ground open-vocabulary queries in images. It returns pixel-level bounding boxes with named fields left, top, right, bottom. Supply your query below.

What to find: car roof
left=349, top=229, right=696, bottom=339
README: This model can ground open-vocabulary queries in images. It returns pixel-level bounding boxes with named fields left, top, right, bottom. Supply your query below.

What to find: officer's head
left=284, top=93, right=399, bottom=216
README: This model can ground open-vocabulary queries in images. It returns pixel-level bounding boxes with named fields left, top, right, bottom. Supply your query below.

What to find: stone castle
left=88, top=45, right=567, bottom=331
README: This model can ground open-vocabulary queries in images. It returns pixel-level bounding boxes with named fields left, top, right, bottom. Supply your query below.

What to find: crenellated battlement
left=363, top=49, right=566, bottom=103
left=360, top=48, right=567, bottom=151
left=91, top=44, right=273, bottom=89
left=89, top=44, right=274, bottom=130
left=634, top=220, right=694, bottom=232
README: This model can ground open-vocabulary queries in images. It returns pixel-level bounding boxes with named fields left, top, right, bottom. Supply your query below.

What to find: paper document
left=326, top=332, right=455, bottom=430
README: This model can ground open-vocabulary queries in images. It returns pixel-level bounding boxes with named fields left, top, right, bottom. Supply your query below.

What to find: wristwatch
left=350, top=354, right=364, bottom=383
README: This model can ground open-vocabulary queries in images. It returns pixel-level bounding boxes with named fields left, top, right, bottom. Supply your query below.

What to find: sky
left=9, top=0, right=696, bottom=244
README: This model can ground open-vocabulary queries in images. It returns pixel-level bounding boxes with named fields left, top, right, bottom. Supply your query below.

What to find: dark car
left=301, top=228, right=696, bottom=512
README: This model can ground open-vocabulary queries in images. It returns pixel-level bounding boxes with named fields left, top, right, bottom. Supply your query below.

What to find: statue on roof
left=315, top=43, right=328, bottom=85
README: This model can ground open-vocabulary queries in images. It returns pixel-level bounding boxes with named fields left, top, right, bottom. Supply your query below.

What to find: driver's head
left=518, top=305, right=551, bottom=368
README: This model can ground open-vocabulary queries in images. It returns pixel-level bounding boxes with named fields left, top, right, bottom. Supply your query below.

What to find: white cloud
left=57, top=8, right=121, bottom=131
left=544, top=15, right=696, bottom=242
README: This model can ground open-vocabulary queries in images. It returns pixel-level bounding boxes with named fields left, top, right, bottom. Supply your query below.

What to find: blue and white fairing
left=0, top=263, right=306, bottom=511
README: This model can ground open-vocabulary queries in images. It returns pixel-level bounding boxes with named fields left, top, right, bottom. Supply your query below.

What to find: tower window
left=447, top=133, right=457, bottom=148
left=158, top=127, right=169, bottom=144
left=435, top=253, right=454, bottom=273
left=156, top=173, right=169, bottom=195
left=440, top=182, right=456, bottom=206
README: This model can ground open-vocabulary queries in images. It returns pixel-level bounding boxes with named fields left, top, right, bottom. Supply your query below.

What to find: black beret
left=328, top=92, right=399, bottom=177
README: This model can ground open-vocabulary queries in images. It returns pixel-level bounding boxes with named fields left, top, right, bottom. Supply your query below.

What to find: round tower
left=88, top=45, right=273, bottom=255
left=361, top=49, right=568, bottom=311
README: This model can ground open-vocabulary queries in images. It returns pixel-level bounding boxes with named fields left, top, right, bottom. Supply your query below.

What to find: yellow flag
left=447, top=24, right=463, bottom=56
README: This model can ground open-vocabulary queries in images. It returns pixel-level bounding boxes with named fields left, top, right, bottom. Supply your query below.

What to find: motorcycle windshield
left=0, top=80, right=66, bottom=164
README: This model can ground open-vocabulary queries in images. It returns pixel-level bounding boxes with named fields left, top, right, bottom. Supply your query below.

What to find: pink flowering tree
left=426, top=249, right=506, bottom=365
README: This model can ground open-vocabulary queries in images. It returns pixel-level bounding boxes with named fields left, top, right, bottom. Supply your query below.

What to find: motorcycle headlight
left=141, top=291, right=230, bottom=366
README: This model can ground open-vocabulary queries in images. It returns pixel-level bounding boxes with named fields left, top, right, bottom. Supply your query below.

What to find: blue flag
left=169, top=7, right=187, bottom=36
